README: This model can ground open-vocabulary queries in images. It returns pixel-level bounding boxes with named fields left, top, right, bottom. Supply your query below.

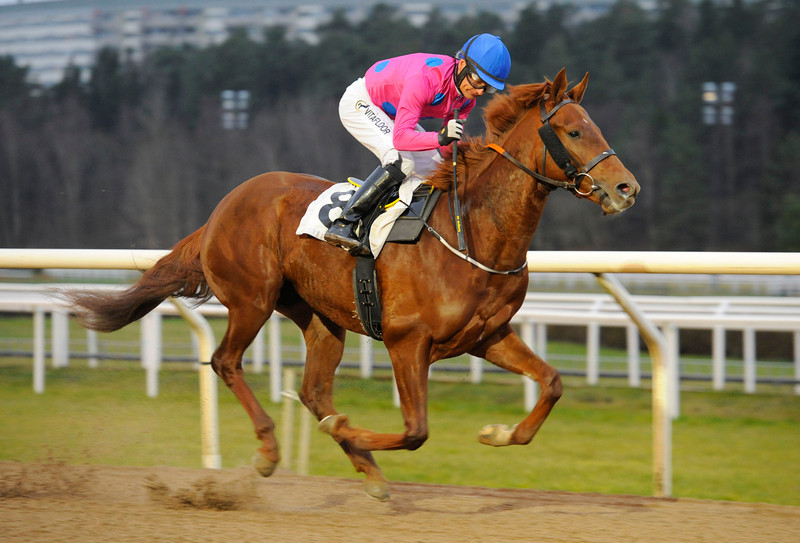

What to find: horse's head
left=485, top=68, right=639, bottom=215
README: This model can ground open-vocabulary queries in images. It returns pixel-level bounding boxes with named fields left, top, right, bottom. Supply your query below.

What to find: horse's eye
left=568, top=130, right=581, bottom=138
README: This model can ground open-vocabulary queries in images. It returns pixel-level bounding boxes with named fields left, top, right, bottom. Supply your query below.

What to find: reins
left=450, top=106, right=467, bottom=252
left=409, top=207, right=528, bottom=275
left=400, top=184, right=527, bottom=275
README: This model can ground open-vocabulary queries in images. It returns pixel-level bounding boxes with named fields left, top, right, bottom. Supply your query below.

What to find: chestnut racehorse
left=66, top=69, right=639, bottom=500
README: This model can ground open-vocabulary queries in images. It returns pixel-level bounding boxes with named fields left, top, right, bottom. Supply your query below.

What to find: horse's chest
left=383, top=265, right=526, bottom=347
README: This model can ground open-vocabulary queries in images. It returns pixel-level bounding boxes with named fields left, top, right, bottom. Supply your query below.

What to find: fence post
left=360, top=336, right=373, bottom=378
left=587, top=322, right=600, bottom=385
left=743, top=327, right=756, bottom=394
left=87, top=330, right=99, bottom=368
left=712, top=325, right=726, bottom=390
left=33, top=307, right=45, bottom=394
left=469, top=355, right=483, bottom=384
left=626, top=323, right=641, bottom=387
left=280, top=368, right=312, bottom=475
left=269, top=316, right=282, bottom=403
left=51, top=309, right=69, bottom=368
left=297, top=403, right=312, bottom=475
left=663, top=324, right=680, bottom=419
left=281, top=369, right=296, bottom=471
left=141, top=312, right=162, bottom=398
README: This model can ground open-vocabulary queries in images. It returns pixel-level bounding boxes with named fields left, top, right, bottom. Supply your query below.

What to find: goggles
left=465, top=64, right=497, bottom=94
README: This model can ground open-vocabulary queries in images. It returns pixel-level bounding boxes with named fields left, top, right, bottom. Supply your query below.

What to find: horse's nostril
left=616, top=183, right=632, bottom=198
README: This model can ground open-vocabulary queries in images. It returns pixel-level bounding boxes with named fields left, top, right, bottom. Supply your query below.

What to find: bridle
left=488, top=98, right=616, bottom=196
left=415, top=98, right=617, bottom=276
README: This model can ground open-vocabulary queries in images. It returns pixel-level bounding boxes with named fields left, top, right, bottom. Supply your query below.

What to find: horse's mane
left=427, top=80, right=551, bottom=191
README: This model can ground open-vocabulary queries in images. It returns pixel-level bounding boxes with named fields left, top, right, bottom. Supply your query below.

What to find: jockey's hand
left=438, top=118, right=465, bottom=146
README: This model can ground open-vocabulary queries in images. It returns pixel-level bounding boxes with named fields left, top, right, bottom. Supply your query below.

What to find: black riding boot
left=324, top=161, right=406, bottom=255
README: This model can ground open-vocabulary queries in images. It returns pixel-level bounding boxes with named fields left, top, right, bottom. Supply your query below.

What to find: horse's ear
left=552, top=68, right=568, bottom=103
left=569, top=72, right=589, bottom=104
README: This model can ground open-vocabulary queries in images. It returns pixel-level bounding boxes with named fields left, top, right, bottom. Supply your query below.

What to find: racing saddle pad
left=296, top=177, right=442, bottom=257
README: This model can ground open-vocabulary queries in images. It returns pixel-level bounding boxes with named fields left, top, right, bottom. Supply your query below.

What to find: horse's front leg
left=470, top=323, right=562, bottom=447
left=320, top=333, right=431, bottom=450
left=318, top=335, right=432, bottom=499
left=295, top=313, right=390, bottom=500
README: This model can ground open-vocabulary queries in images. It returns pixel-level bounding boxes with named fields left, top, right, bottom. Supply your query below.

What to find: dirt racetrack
left=1, top=461, right=798, bottom=542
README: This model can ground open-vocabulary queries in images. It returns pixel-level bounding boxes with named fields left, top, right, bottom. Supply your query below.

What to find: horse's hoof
left=253, top=452, right=278, bottom=478
left=318, top=413, right=347, bottom=435
left=364, top=480, right=391, bottom=501
left=478, top=423, right=517, bottom=447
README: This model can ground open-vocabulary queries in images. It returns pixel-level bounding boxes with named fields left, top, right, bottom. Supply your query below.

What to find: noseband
left=488, top=99, right=616, bottom=195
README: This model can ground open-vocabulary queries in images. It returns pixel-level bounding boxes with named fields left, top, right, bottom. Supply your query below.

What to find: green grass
left=1, top=359, right=798, bottom=506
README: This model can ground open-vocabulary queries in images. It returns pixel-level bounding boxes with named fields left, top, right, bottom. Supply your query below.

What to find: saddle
left=360, top=182, right=442, bottom=248
left=352, top=184, right=442, bottom=341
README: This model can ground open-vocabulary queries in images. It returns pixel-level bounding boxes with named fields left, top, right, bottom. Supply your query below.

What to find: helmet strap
left=453, top=58, right=468, bottom=96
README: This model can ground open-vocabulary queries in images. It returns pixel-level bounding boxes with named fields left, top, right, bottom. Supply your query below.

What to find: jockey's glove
left=438, top=118, right=465, bottom=146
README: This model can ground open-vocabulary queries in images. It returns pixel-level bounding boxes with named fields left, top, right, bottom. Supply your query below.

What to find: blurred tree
left=356, top=3, right=418, bottom=56
left=146, top=45, right=207, bottom=126
left=776, top=194, right=800, bottom=251
left=761, top=132, right=800, bottom=250
left=506, top=3, right=545, bottom=84
left=653, top=0, right=693, bottom=103
left=765, top=0, right=800, bottom=133
left=418, top=8, right=462, bottom=54
left=51, top=64, right=85, bottom=103
left=0, top=55, right=31, bottom=108
left=0, top=56, right=36, bottom=246
left=0, top=109, right=26, bottom=246
left=87, top=48, right=125, bottom=129
left=253, top=26, right=311, bottom=103
left=205, top=29, right=260, bottom=93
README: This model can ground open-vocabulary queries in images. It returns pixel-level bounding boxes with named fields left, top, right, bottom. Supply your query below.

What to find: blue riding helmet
left=457, top=34, right=511, bottom=91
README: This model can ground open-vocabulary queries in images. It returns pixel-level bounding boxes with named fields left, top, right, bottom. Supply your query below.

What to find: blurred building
left=0, top=0, right=640, bottom=86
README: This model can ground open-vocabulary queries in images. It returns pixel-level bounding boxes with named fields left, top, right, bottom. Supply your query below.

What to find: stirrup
left=324, top=221, right=360, bottom=250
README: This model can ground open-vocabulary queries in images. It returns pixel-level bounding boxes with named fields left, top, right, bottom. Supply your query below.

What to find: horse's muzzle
left=600, top=177, right=639, bottom=214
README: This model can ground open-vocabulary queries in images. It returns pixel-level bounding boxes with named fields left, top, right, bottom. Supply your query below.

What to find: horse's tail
left=63, top=227, right=212, bottom=333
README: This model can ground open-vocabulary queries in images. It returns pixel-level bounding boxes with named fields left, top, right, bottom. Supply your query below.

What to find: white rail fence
left=3, top=248, right=800, bottom=499
left=2, top=285, right=799, bottom=407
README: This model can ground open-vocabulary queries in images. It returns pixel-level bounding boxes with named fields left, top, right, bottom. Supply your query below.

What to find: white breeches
left=338, top=78, right=442, bottom=179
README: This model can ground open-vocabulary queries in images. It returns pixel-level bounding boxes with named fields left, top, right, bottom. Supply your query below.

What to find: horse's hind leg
left=294, top=312, right=389, bottom=500
left=471, top=323, right=562, bottom=446
left=210, top=306, right=279, bottom=476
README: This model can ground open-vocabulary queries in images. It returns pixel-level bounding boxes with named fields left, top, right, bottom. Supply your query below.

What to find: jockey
left=324, top=33, right=512, bottom=255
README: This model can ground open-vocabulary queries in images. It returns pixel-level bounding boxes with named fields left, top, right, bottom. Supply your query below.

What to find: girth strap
left=353, top=255, right=383, bottom=340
